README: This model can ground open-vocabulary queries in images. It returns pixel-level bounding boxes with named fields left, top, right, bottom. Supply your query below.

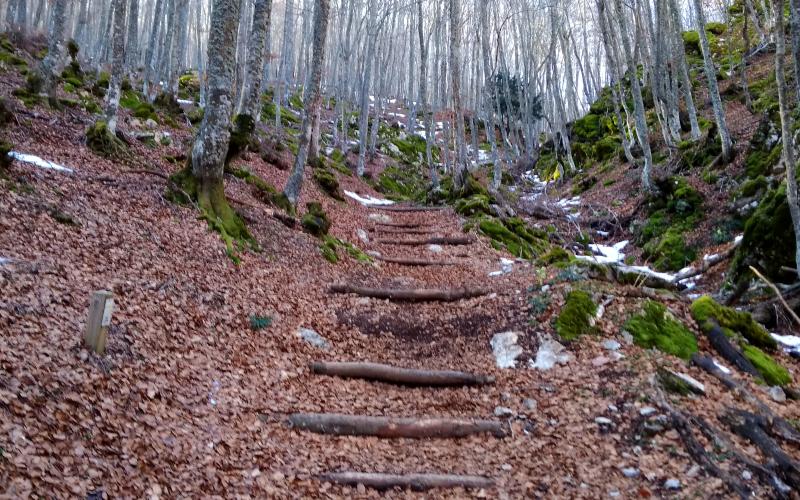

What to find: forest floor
left=2, top=51, right=800, bottom=498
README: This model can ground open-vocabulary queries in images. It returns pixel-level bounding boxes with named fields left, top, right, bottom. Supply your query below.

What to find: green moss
left=593, top=136, right=621, bottom=162
left=376, top=165, right=428, bottom=202
left=288, top=91, right=304, bottom=110
left=690, top=296, right=777, bottom=349
left=555, top=290, right=598, bottom=341
left=226, top=114, right=257, bottom=164
left=249, top=314, right=273, bottom=331
left=228, top=166, right=277, bottom=199
left=705, top=22, right=727, bottom=35
left=736, top=176, right=768, bottom=199
left=643, top=227, right=696, bottom=272
left=86, top=120, right=127, bottom=158
left=455, top=194, right=491, bottom=217
left=478, top=216, right=550, bottom=260
left=178, top=72, right=200, bottom=101
left=744, top=145, right=782, bottom=178
left=623, top=301, right=698, bottom=359
left=120, top=90, right=157, bottom=121
left=188, top=107, right=204, bottom=125
left=154, top=92, right=183, bottom=117
left=168, top=166, right=257, bottom=263
left=731, top=184, right=795, bottom=283
left=571, top=113, right=605, bottom=142
left=313, top=165, right=344, bottom=201
left=390, top=135, right=432, bottom=166
left=301, top=202, right=331, bottom=237
left=741, top=344, right=792, bottom=387
left=539, top=247, right=572, bottom=265
left=657, top=367, right=700, bottom=396
left=319, top=235, right=372, bottom=264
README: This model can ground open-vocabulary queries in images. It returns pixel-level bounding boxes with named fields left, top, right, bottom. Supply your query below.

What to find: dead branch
left=700, top=325, right=761, bottom=379
left=287, top=413, right=508, bottom=438
left=375, top=236, right=474, bottom=246
left=673, top=244, right=739, bottom=283
left=373, top=255, right=462, bottom=266
left=317, top=472, right=494, bottom=491
left=310, top=361, right=494, bottom=386
left=749, top=266, right=800, bottom=327
left=329, top=283, right=491, bottom=302
left=693, top=354, right=800, bottom=445
left=722, top=408, right=800, bottom=490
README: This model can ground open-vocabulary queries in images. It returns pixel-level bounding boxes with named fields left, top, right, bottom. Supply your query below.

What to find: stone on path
left=491, top=332, right=523, bottom=369
left=531, top=337, right=571, bottom=370
left=297, top=328, right=330, bottom=350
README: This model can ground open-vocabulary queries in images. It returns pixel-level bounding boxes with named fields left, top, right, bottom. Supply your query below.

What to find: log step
left=373, top=255, right=462, bottom=266
left=310, top=361, right=495, bottom=386
left=373, top=205, right=450, bottom=213
left=371, top=227, right=444, bottom=235
left=374, top=222, right=433, bottom=229
left=375, top=236, right=474, bottom=246
left=329, top=283, right=491, bottom=302
left=288, top=413, right=509, bottom=438
left=318, top=472, right=494, bottom=491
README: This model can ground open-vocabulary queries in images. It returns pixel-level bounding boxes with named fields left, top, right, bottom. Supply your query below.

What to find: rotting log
left=702, top=325, right=761, bottom=378
left=373, top=205, right=450, bottom=213
left=375, top=236, right=474, bottom=246
left=310, top=361, right=494, bottom=386
left=373, top=255, right=461, bottom=266
left=318, top=472, right=494, bottom=491
left=329, top=283, right=491, bottom=302
left=287, top=413, right=508, bottom=438
left=722, top=408, right=800, bottom=490
left=693, top=354, right=800, bottom=445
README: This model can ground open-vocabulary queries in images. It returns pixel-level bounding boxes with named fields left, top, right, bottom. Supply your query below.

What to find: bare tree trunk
left=39, top=0, right=67, bottom=105
left=170, top=0, right=190, bottom=95
left=144, top=0, right=165, bottom=95
left=691, top=0, right=734, bottom=162
left=356, top=3, right=377, bottom=177
left=449, top=0, right=469, bottom=190
left=775, top=0, right=800, bottom=278
left=239, top=0, right=273, bottom=121
left=283, top=0, right=331, bottom=207
left=126, top=0, right=140, bottom=71
left=418, top=0, right=437, bottom=189
left=105, top=0, right=127, bottom=134
left=791, top=0, right=800, bottom=103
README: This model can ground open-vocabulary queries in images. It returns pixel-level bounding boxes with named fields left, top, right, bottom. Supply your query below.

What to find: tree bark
left=288, top=413, right=508, bottom=438
left=310, top=361, right=494, bottom=386
left=39, top=0, right=67, bottom=104
left=283, top=0, right=330, bottom=207
left=126, top=0, right=140, bottom=71
left=329, top=283, right=491, bottom=302
left=318, top=472, right=494, bottom=491
left=239, top=0, right=273, bottom=121
left=449, top=0, right=469, bottom=190
left=105, top=0, right=128, bottom=135
left=143, top=0, right=165, bottom=95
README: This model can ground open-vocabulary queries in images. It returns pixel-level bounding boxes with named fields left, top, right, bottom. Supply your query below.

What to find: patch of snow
left=344, top=191, right=395, bottom=206
left=489, top=258, right=515, bottom=276
left=177, top=99, right=194, bottom=105
left=427, top=244, right=443, bottom=253
left=576, top=241, right=629, bottom=265
left=772, top=333, right=800, bottom=347
left=734, top=234, right=743, bottom=245
left=491, top=331, right=524, bottom=369
left=712, top=359, right=732, bottom=374
left=9, top=152, right=74, bottom=173
left=596, top=230, right=610, bottom=237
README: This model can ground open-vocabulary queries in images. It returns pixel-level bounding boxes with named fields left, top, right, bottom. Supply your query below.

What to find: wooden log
left=375, top=221, right=430, bottom=229
left=329, top=283, right=491, bottom=302
left=373, top=255, right=461, bottom=266
left=373, top=205, right=450, bottom=213
left=375, top=236, right=474, bottom=246
left=693, top=354, right=800, bottom=445
left=310, top=361, right=495, bottom=386
left=371, top=227, right=443, bottom=235
left=84, top=290, right=114, bottom=355
left=288, top=413, right=508, bottom=438
left=318, top=472, right=494, bottom=491
left=702, top=325, right=761, bottom=378
left=722, top=408, right=800, bottom=490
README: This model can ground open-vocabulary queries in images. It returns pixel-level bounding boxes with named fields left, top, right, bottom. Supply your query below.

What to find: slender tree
left=105, top=0, right=128, bottom=135
left=283, top=0, right=331, bottom=207
left=238, top=0, right=273, bottom=122
left=39, top=0, right=67, bottom=106
left=126, top=0, right=140, bottom=71
left=449, top=0, right=469, bottom=190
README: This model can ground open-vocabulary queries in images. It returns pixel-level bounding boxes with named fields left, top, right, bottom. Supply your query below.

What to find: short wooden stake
left=84, top=290, right=114, bottom=355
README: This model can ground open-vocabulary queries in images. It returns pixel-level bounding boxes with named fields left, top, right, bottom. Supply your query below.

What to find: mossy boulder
left=539, top=246, right=572, bottom=265
left=741, top=344, right=792, bottom=387
left=377, top=165, right=427, bottom=202
left=730, top=184, right=794, bottom=283
left=120, top=90, right=157, bottom=121
left=478, top=216, right=549, bottom=260
left=642, top=227, right=696, bottom=272
left=623, top=301, right=698, bottom=359
left=690, top=295, right=777, bottom=350
left=571, top=113, right=605, bottom=142
left=313, top=165, right=344, bottom=201
left=178, top=72, right=200, bottom=101
left=455, top=194, right=491, bottom=217
left=154, top=92, right=183, bottom=117
left=86, top=120, right=127, bottom=158
left=555, top=290, right=598, bottom=341
left=301, top=202, right=331, bottom=237
left=593, top=136, right=621, bottom=162
left=228, top=167, right=278, bottom=199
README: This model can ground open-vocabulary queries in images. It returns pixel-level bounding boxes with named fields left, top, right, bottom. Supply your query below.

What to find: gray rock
left=491, top=331, right=524, bottom=369
left=621, top=331, right=634, bottom=345
left=769, top=386, right=786, bottom=403
left=639, top=407, right=657, bottom=417
left=356, top=229, right=370, bottom=244
left=530, top=336, right=572, bottom=370
left=621, top=468, right=640, bottom=478
left=664, top=479, right=681, bottom=490
left=427, top=244, right=443, bottom=253
left=603, top=339, right=621, bottom=351
left=145, top=118, right=158, bottom=129
left=494, top=406, right=514, bottom=418
left=594, top=417, right=614, bottom=426
left=523, top=398, right=538, bottom=411
left=297, top=328, right=330, bottom=350
left=607, top=404, right=619, bottom=413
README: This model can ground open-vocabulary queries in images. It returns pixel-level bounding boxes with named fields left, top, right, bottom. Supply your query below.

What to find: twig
left=749, top=266, right=800, bottom=327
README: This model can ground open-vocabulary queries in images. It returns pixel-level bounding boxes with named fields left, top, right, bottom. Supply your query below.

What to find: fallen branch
left=674, top=244, right=738, bottom=283
left=373, top=205, right=450, bottom=213
left=310, top=361, right=494, bottom=386
left=375, top=236, right=474, bottom=246
left=749, top=266, right=800, bottom=327
left=693, top=354, right=800, bottom=445
left=373, top=255, right=461, bottom=266
left=722, top=408, right=800, bottom=490
left=288, top=413, right=508, bottom=438
left=701, top=325, right=761, bottom=378
left=329, top=283, right=491, bottom=302
left=318, top=472, right=494, bottom=491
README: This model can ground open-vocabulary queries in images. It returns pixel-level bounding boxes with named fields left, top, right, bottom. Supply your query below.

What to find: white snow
left=772, top=333, right=800, bottom=356
left=712, top=359, right=732, bottom=375
left=491, top=331, right=524, bottom=369
left=576, top=241, right=629, bottom=264
left=177, top=99, right=194, bottom=105
left=344, top=191, right=395, bottom=206
left=734, top=234, right=744, bottom=245
left=489, top=258, right=515, bottom=277
left=530, top=338, right=572, bottom=370
left=9, top=152, right=74, bottom=173
left=0, top=257, right=11, bottom=265
left=386, top=112, right=406, bottom=119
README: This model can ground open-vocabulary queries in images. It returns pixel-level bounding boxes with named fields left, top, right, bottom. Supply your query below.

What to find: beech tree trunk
left=105, top=0, right=127, bottom=135
left=39, top=0, right=67, bottom=104
left=449, top=0, right=469, bottom=190
left=239, top=0, right=273, bottom=121
left=144, top=0, right=165, bottom=95
left=283, top=0, right=330, bottom=207
left=126, top=0, right=140, bottom=71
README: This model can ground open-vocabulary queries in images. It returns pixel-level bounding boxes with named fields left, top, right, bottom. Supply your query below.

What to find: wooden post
left=84, top=290, right=113, bottom=354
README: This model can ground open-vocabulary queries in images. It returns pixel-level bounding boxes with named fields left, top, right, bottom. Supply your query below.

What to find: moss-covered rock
left=120, top=90, right=157, bottom=121
left=301, top=202, right=331, bottom=237
left=178, top=72, right=200, bottom=101
left=642, top=227, right=696, bottom=272
left=741, top=344, right=792, bottom=387
left=86, top=120, right=127, bottom=158
left=376, top=165, right=428, bottom=202
left=478, top=216, right=550, bottom=260
left=228, top=166, right=278, bottom=199
left=320, top=235, right=372, bottom=264
left=623, top=301, right=698, bottom=359
left=730, top=184, right=794, bottom=283
left=690, top=295, right=777, bottom=350
left=555, top=290, right=597, bottom=341
left=154, top=91, right=183, bottom=117
left=539, top=246, right=572, bottom=265
left=313, top=165, right=344, bottom=201
left=455, top=194, right=491, bottom=217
